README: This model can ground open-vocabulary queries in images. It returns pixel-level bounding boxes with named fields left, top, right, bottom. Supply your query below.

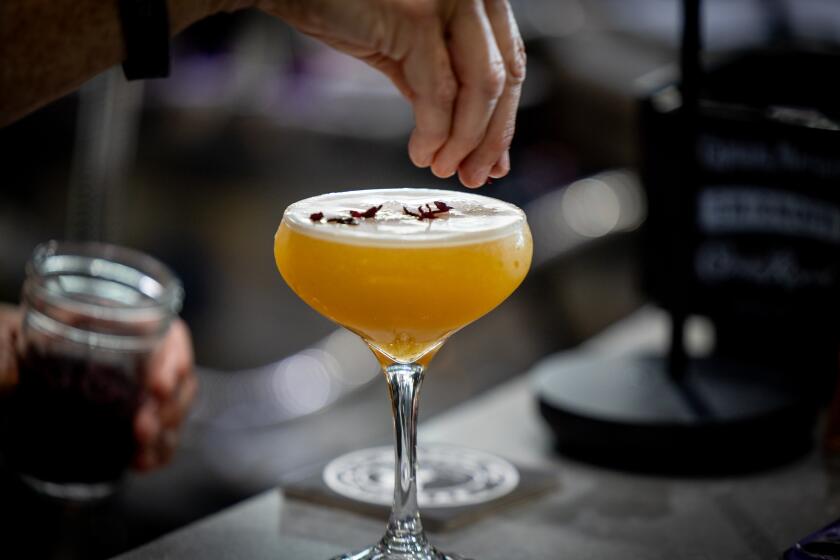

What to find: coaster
left=281, top=445, right=560, bottom=531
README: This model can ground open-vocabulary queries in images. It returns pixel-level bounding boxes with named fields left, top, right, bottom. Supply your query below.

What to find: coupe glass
left=274, top=189, right=532, bottom=559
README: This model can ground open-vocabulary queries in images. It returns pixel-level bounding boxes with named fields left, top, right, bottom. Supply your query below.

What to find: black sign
left=641, top=48, right=840, bottom=377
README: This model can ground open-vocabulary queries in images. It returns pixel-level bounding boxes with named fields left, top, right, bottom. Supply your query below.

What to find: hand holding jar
left=0, top=242, right=197, bottom=498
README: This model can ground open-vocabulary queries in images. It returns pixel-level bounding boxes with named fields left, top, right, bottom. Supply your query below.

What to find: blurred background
left=2, top=0, right=840, bottom=558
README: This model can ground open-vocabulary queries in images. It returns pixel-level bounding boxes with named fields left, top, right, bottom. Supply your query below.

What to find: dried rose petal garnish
left=327, top=216, right=357, bottom=225
left=310, top=205, right=383, bottom=226
left=403, top=201, right=453, bottom=221
left=350, top=205, right=383, bottom=219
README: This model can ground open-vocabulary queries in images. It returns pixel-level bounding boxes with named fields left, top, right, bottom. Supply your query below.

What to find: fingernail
left=408, top=131, right=431, bottom=168
left=456, top=170, right=480, bottom=189
left=412, top=147, right=432, bottom=168
left=474, top=167, right=492, bottom=187
left=489, top=151, right=510, bottom=179
left=432, top=165, right=456, bottom=179
left=409, top=147, right=431, bottom=168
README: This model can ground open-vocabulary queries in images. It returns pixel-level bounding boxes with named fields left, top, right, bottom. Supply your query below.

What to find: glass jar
left=5, top=241, right=183, bottom=500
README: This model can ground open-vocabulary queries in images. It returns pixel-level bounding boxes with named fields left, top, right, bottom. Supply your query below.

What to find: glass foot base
left=332, top=545, right=472, bottom=560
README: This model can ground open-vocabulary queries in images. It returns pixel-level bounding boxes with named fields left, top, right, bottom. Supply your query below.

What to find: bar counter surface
left=112, top=310, right=837, bottom=559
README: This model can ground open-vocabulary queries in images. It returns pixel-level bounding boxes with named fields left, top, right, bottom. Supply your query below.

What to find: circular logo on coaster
left=323, top=445, right=519, bottom=507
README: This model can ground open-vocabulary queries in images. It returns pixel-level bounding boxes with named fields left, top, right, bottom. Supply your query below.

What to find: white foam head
left=281, top=188, right=527, bottom=247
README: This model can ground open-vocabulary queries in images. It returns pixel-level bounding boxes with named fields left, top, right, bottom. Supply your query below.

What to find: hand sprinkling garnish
left=403, top=201, right=453, bottom=221
left=310, top=205, right=383, bottom=226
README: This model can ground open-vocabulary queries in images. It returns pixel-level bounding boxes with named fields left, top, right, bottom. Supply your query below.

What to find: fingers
left=134, top=421, right=179, bottom=471
left=134, top=399, right=161, bottom=470
left=404, top=19, right=458, bottom=168
left=430, top=0, right=506, bottom=186
left=458, top=0, right=525, bottom=187
left=134, top=319, right=196, bottom=471
left=134, top=381, right=195, bottom=472
left=134, top=378, right=197, bottom=471
left=158, top=373, right=198, bottom=429
left=147, top=319, right=193, bottom=399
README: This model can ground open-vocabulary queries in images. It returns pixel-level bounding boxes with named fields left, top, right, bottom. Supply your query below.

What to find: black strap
left=118, top=0, right=171, bottom=80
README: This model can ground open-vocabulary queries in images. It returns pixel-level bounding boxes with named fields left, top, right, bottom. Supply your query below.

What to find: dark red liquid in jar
left=5, top=347, right=145, bottom=484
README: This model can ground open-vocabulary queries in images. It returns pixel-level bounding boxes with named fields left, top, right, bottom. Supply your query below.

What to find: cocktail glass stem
left=380, top=362, right=430, bottom=555
left=334, top=361, right=469, bottom=560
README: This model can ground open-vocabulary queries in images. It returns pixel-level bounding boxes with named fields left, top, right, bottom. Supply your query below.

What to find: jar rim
left=24, top=240, right=183, bottom=325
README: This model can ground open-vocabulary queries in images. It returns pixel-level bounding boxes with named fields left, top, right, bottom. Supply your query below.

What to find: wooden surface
left=113, top=310, right=839, bottom=559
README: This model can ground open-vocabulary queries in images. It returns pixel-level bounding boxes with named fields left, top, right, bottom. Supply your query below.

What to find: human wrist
left=168, top=0, right=254, bottom=35
left=252, top=0, right=310, bottom=23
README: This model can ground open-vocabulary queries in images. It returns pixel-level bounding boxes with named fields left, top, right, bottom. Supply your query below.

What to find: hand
left=0, top=304, right=197, bottom=471
left=256, top=0, right=526, bottom=188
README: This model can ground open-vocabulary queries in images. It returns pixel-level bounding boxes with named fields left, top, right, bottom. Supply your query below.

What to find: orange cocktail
left=275, top=189, right=531, bottom=364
